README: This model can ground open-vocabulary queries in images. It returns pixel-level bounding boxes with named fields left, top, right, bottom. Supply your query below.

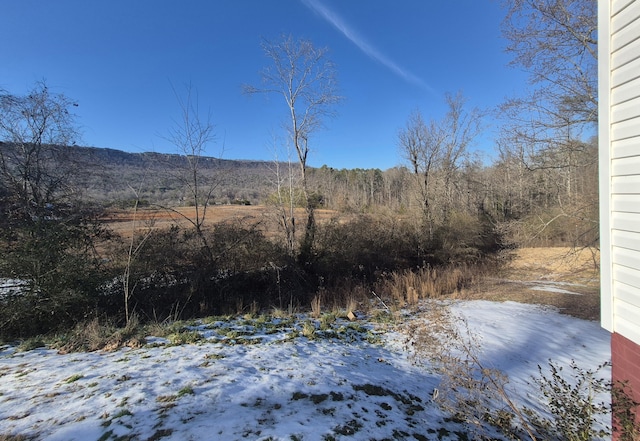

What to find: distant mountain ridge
left=68, top=145, right=284, bottom=206
left=75, top=145, right=275, bottom=169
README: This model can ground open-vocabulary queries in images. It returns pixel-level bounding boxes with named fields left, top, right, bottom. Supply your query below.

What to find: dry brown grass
left=461, top=247, right=601, bottom=321
left=381, top=247, right=601, bottom=321
left=378, top=264, right=483, bottom=308
left=310, top=294, right=322, bottom=318
left=502, top=247, right=599, bottom=285
left=102, top=205, right=342, bottom=239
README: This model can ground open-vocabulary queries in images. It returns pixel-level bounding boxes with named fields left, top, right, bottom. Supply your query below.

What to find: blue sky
left=1, top=1, right=528, bottom=170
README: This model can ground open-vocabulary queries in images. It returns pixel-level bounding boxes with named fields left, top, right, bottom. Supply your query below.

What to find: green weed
left=177, top=386, right=194, bottom=397
left=64, top=374, right=83, bottom=384
left=167, top=330, right=202, bottom=345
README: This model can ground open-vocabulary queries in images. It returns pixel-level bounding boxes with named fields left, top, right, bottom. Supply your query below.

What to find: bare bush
left=405, top=301, right=611, bottom=440
left=612, top=381, right=640, bottom=441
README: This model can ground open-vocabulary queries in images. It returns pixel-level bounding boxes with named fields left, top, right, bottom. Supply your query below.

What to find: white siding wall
left=600, top=0, right=640, bottom=345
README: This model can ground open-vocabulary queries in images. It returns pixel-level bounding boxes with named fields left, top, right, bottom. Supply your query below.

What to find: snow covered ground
left=0, top=300, right=610, bottom=440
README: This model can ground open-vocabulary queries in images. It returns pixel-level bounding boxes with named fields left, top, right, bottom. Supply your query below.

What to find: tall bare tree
left=0, top=81, right=80, bottom=221
left=245, top=34, right=342, bottom=264
left=500, top=0, right=597, bottom=172
left=398, top=93, right=482, bottom=238
left=398, top=108, right=443, bottom=240
left=498, top=0, right=599, bottom=248
left=439, top=92, right=483, bottom=223
left=163, top=83, right=218, bottom=265
left=501, top=0, right=597, bottom=129
left=267, top=134, right=299, bottom=257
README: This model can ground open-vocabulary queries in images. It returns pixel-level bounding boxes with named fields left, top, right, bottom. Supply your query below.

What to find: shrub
left=0, top=214, right=112, bottom=340
left=313, top=214, right=421, bottom=282
left=525, top=360, right=610, bottom=440
left=612, top=381, right=640, bottom=441
left=406, top=302, right=611, bottom=441
left=432, top=211, right=502, bottom=264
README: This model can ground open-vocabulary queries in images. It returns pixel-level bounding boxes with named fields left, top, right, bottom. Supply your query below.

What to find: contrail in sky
left=301, top=0, right=434, bottom=93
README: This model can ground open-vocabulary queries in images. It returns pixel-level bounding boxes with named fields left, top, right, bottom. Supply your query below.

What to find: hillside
left=69, top=146, right=282, bottom=206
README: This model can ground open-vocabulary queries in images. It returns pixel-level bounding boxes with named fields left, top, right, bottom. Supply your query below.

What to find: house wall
left=612, top=333, right=640, bottom=401
left=599, top=0, right=640, bottom=341
left=599, top=0, right=640, bottom=437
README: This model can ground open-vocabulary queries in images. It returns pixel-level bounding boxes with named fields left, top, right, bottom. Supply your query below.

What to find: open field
left=102, top=205, right=345, bottom=239
left=466, top=247, right=601, bottom=321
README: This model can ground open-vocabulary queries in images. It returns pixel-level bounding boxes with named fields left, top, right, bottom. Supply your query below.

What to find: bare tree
left=398, top=108, right=443, bottom=240
left=501, top=0, right=597, bottom=129
left=267, top=134, right=300, bottom=257
left=121, top=184, right=155, bottom=326
left=0, top=81, right=80, bottom=221
left=398, top=93, right=482, bottom=238
left=498, top=0, right=599, bottom=248
left=499, top=0, right=597, bottom=172
left=162, top=83, right=218, bottom=265
left=245, top=34, right=342, bottom=263
left=0, top=82, right=108, bottom=336
left=439, top=92, right=483, bottom=223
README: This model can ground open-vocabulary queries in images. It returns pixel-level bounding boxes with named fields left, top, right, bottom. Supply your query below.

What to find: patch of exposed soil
left=463, top=247, right=601, bottom=321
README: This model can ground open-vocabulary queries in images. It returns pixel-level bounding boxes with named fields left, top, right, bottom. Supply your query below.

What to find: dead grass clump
left=345, top=295, right=358, bottom=317
left=319, top=278, right=371, bottom=316
left=54, top=316, right=144, bottom=353
left=0, top=435, right=30, bottom=441
left=310, top=294, right=322, bottom=318
left=377, top=263, right=485, bottom=306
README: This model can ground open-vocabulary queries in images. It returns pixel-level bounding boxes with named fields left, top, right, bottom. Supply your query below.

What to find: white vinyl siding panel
left=613, top=290, right=640, bottom=342
left=612, top=96, right=640, bottom=122
left=611, top=57, right=640, bottom=89
left=615, top=280, right=640, bottom=307
left=612, top=195, right=640, bottom=213
left=612, top=19, right=640, bottom=50
left=603, top=0, right=640, bottom=342
left=611, top=33, right=640, bottom=68
left=613, top=0, right=636, bottom=15
left=612, top=175, right=640, bottom=193
left=612, top=137, right=640, bottom=159
left=611, top=116, right=640, bottom=140
left=613, top=263, right=640, bottom=292
left=612, top=156, right=640, bottom=176
left=613, top=247, right=640, bottom=270
left=612, top=77, right=640, bottom=104
left=614, top=314, right=640, bottom=344
left=615, top=282, right=640, bottom=343
left=612, top=214, right=640, bottom=234
left=612, top=231, right=640, bottom=253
